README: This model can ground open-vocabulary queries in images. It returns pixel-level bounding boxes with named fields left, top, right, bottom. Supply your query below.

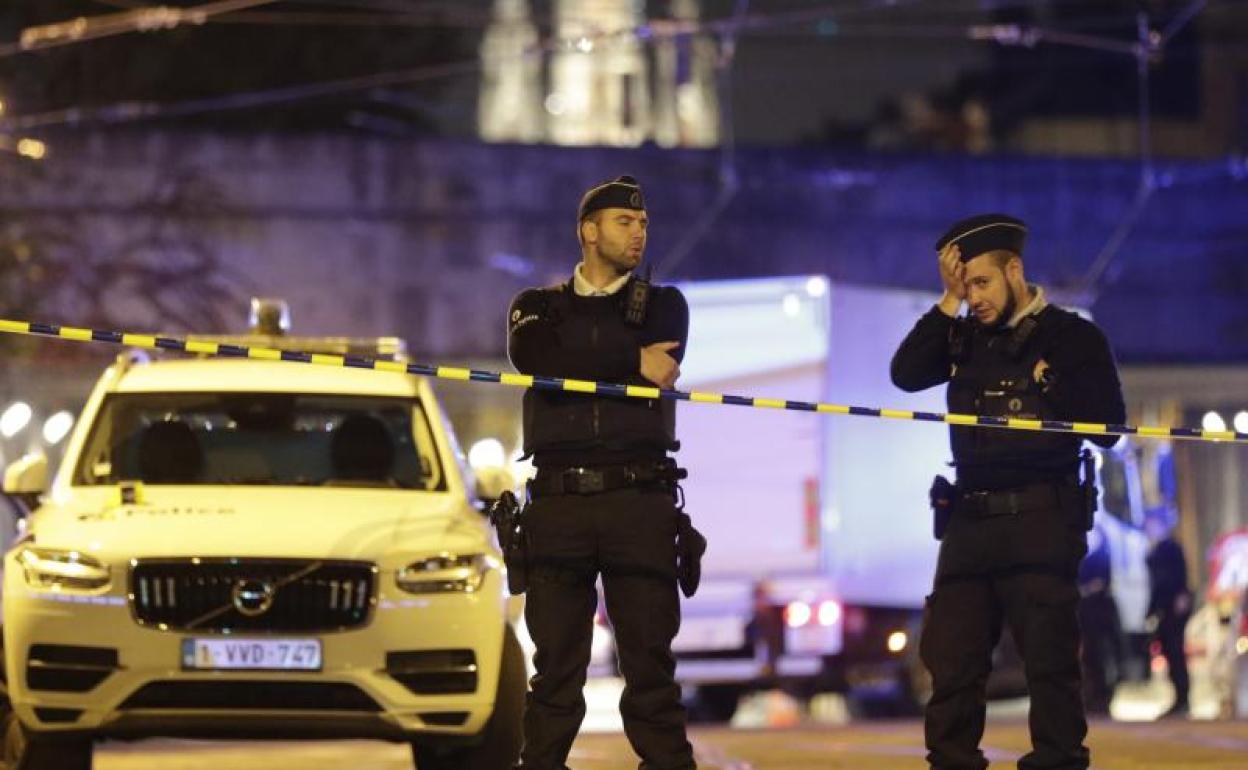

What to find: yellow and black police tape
left=2, top=317, right=1245, bottom=445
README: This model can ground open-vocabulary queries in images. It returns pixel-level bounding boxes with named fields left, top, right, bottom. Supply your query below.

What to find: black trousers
left=1155, top=612, right=1190, bottom=708
left=518, top=486, right=696, bottom=770
left=922, top=502, right=1090, bottom=770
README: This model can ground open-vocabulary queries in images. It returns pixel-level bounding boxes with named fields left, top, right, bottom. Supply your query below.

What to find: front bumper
left=3, top=569, right=508, bottom=741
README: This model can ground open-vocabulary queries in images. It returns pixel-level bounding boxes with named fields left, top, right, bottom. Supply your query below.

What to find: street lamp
left=16, top=138, right=46, bottom=160
left=42, top=411, right=75, bottom=445
left=468, top=438, right=506, bottom=470
left=0, top=402, right=33, bottom=438
left=1201, top=411, right=1226, bottom=433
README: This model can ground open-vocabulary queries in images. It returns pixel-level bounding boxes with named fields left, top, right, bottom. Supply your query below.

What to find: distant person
left=1145, top=506, right=1192, bottom=719
left=1078, top=518, right=1123, bottom=715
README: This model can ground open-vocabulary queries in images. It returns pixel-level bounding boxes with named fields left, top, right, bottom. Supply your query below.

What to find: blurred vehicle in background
left=1235, top=591, right=1248, bottom=718
left=1201, top=528, right=1248, bottom=717
left=1090, top=440, right=1155, bottom=684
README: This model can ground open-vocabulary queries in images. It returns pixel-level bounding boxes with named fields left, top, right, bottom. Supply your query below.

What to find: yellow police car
left=1, top=305, right=523, bottom=770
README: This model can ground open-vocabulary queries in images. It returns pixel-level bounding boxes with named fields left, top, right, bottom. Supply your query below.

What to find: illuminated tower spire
left=653, top=0, right=719, bottom=147
left=548, top=0, right=651, bottom=146
left=479, top=0, right=544, bottom=143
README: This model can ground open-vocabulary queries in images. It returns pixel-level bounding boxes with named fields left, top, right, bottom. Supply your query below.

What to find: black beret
left=578, top=175, right=645, bottom=221
left=934, top=213, right=1028, bottom=261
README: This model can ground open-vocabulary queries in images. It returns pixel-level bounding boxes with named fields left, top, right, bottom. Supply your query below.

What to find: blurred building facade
left=2, top=131, right=1246, bottom=580
left=478, top=0, right=719, bottom=147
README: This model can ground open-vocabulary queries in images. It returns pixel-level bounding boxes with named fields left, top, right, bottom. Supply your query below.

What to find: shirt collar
left=1007, top=284, right=1048, bottom=328
left=573, top=262, right=632, bottom=297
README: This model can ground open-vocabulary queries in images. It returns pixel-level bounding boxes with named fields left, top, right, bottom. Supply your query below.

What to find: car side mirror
left=474, top=465, right=516, bottom=506
left=3, top=452, right=49, bottom=513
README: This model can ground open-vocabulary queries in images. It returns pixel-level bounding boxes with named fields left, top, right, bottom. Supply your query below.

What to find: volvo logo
left=231, top=579, right=276, bottom=617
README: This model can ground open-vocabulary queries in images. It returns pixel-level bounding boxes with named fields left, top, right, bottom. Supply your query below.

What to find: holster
left=488, top=490, right=529, bottom=595
left=929, top=475, right=956, bottom=541
left=675, top=512, right=707, bottom=598
left=1080, top=450, right=1098, bottom=531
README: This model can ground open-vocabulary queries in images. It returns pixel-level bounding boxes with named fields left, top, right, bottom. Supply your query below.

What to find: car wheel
left=411, top=623, right=526, bottom=770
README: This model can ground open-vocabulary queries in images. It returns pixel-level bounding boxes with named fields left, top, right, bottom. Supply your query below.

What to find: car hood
left=27, top=486, right=487, bottom=563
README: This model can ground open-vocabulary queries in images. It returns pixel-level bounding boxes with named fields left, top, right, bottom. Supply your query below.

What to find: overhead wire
left=4, top=0, right=1207, bottom=131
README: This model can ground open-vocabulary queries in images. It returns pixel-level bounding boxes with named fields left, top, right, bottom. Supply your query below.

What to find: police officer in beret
left=1144, top=506, right=1192, bottom=719
left=891, top=214, right=1127, bottom=770
left=506, top=176, right=698, bottom=770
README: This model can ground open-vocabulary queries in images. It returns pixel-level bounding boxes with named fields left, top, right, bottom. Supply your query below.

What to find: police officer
left=1144, top=507, right=1192, bottom=719
left=506, top=175, right=697, bottom=770
left=891, top=214, right=1127, bottom=770
left=1078, top=518, right=1123, bottom=716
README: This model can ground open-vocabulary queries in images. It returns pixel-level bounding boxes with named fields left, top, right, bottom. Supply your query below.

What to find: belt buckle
left=965, top=490, right=988, bottom=513
left=568, top=467, right=605, bottom=494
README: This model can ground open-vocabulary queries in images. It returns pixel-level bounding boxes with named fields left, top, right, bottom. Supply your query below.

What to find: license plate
left=182, top=638, right=322, bottom=671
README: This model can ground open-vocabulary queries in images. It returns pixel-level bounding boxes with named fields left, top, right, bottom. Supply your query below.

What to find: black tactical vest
left=521, top=280, right=677, bottom=464
left=947, top=305, right=1083, bottom=491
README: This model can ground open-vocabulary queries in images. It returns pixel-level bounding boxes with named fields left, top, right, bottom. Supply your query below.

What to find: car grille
left=130, top=559, right=376, bottom=633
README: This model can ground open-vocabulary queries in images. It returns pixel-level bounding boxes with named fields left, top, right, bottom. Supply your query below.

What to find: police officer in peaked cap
left=891, top=214, right=1127, bottom=770
left=505, top=176, right=702, bottom=770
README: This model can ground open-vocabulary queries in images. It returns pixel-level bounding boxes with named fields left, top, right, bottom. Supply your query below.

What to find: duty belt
left=956, top=480, right=1079, bottom=518
left=529, top=461, right=686, bottom=498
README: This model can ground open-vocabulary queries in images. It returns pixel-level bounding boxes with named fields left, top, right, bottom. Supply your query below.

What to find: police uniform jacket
left=507, top=275, right=689, bottom=469
left=890, top=300, right=1126, bottom=492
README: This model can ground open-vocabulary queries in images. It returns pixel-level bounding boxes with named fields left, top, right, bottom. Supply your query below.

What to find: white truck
left=670, top=276, right=951, bottom=716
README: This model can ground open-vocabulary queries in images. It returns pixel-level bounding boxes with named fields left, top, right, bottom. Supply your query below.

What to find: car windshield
left=75, top=392, right=444, bottom=490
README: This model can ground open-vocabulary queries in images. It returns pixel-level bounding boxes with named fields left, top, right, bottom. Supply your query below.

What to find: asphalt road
left=92, top=717, right=1248, bottom=770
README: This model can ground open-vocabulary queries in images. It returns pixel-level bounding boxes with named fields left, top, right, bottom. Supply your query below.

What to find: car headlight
left=396, top=554, right=496, bottom=594
left=18, top=547, right=112, bottom=591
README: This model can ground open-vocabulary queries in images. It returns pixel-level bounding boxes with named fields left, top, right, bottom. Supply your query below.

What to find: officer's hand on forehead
left=937, top=242, right=967, bottom=301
